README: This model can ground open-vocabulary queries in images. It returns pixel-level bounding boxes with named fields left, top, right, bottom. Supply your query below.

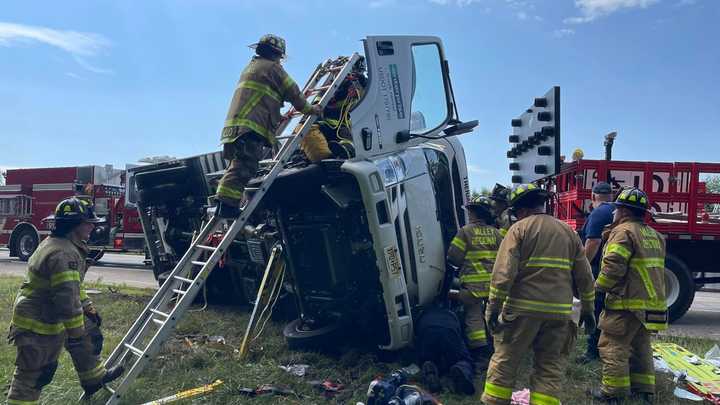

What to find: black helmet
left=46, top=197, right=105, bottom=225
left=509, top=183, right=549, bottom=208
left=489, top=183, right=510, bottom=203
left=465, top=195, right=494, bottom=222
left=250, top=34, right=286, bottom=58
left=614, top=187, right=649, bottom=212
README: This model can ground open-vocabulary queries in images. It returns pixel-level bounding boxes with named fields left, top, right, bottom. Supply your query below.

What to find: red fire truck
left=549, top=158, right=720, bottom=322
left=0, top=165, right=145, bottom=261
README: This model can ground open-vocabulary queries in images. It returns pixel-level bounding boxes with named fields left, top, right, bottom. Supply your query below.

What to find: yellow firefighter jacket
left=10, top=235, right=90, bottom=340
left=222, top=56, right=313, bottom=145
left=447, top=221, right=503, bottom=299
left=596, top=217, right=668, bottom=331
left=488, top=214, right=595, bottom=320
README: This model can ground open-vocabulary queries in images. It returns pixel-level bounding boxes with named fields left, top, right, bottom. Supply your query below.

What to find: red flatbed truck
left=548, top=158, right=720, bottom=322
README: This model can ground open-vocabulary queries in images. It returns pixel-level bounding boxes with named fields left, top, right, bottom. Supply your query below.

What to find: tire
left=283, top=318, right=342, bottom=350
left=665, top=254, right=695, bottom=323
left=16, top=228, right=39, bottom=262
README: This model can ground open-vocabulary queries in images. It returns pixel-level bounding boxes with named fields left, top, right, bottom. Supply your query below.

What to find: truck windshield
left=423, top=148, right=458, bottom=249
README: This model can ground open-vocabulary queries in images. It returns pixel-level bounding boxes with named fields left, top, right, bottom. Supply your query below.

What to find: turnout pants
left=598, top=310, right=655, bottom=397
left=7, top=331, right=106, bottom=405
left=465, top=298, right=490, bottom=349
left=482, top=315, right=576, bottom=405
left=216, top=133, right=266, bottom=206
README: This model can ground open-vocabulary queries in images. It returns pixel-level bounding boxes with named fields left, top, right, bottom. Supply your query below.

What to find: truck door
left=351, top=36, right=453, bottom=158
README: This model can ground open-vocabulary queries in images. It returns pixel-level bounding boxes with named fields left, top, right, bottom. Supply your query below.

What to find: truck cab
left=132, top=35, right=475, bottom=350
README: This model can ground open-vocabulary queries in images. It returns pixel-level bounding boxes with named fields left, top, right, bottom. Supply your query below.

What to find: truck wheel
left=665, top=254, right=695, bottom=323
left=16, top=229, right=39, bottom=261
left=283, top=318, right=341, bottom=350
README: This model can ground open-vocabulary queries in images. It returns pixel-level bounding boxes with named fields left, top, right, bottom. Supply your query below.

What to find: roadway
left=0, top=248, right=718, bottom=338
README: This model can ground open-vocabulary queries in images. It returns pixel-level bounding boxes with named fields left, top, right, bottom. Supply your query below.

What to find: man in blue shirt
left=577, top=182, right=615, bottom=364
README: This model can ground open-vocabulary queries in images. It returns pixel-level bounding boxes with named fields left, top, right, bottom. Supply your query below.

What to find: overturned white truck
left=130, top=36, right=477, bottom=351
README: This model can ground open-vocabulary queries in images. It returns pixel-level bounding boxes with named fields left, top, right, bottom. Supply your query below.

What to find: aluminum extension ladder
left=91, top=53, right=362, bottom=405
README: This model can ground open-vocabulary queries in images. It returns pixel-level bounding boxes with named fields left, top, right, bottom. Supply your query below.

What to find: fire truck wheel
left=283, top=318, right=341, bottom=350
left=665, top=254, right=695, bottom=323
left=16, top=228, right=39, bottom=262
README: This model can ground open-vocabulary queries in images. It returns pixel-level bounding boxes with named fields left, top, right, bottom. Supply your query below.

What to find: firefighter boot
left=83, top=365, right=125, bottom=397
left=587, top=388, right=624, bottom=404
left=421, top=361, right=441, bottom=393
left=449, top=360, right=476, bottom=395
left=215, top=200, right=240, bottom=219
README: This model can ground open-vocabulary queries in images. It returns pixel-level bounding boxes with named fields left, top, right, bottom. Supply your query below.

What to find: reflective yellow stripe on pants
left=530, top=391, right=561, bottom=405
left=484, top=381, right=513, bottom=400
left=603, top=375, right=630, bottom=389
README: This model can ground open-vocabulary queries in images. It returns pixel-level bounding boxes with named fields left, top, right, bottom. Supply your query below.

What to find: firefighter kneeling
left=7, top=198, right=124, bottom=405
left=481, top=184, right=596, bottom=405
left=588, top=188, right=667, bottom=404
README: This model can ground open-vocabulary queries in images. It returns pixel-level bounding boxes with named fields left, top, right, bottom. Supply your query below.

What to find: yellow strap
left=499, top=228, right=508, bottom=237
left=605, top=298, right=666, bottom=311
left=526, top=256, right=571, bottom=270
left=238, top=80, right=282, bottom=102
left=235, top=91, right=265, bottom=123
left=50, top=270, right=81, bottom=287
left=78, top=364, right=105, bottom=381
left=630, top=373, right=655, bottom=385
left=460, top=273, right=491, bottom=283
left=467, top=329, right=487, bottom=341
left=484, top=382, right=513, bottom=400
left=62, top=313, right=85, bottom=330
left=8, top=399, right=40, bottom=405
left=602, top=375, right=630, bottom=388
left=466, top=250, right=497, bottom=260
left=596, top=273, right=617, bottom=289
left=451, top=236, right=466, bottom=252
left=489, top=286, right=508, bottom=300
left=282, top=74, right=295, bottom=91
left=11, top=314, right=65, bottom=335
left=216, top=184, right=245, bottom=200
left=530, top=391, right=561, bottom=405
left=506, top=297, right=573, bottom=315
left=223, top=118, right=274, bottom=142
left=581, top=290, right=595, bottom=302
left=605, top=243, right=632, bottom=260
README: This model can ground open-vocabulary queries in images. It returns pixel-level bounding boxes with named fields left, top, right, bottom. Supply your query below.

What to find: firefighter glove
left=579, top=311, right=596, bottom=335
left=486, top=309, right=500, bottom=334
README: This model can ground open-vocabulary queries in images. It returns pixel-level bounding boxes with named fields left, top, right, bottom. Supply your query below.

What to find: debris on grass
left=653, top=343, right=720, bottom=404
left=139, top=379, right=224, bottom=405
left=279, top=363, right=310, bottom=377
left=511, top=388, right=530, bottom=405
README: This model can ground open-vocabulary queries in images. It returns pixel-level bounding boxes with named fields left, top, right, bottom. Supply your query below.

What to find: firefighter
left=446, top=195, right=503, bottom=390
left=481, top=184, right=596, bottom=405
left=7, top=197, right=124, bottom=405
left=577, top=182, right=615, bottom=364
left=215, top=34, right=323, bottom=218
left=489, top=184, right=512, bottom=236
left=588, top=188, right=667, bottom=404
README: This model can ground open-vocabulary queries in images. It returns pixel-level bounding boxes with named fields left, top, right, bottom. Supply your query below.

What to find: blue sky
left=1, top=0, right=718, bottom=190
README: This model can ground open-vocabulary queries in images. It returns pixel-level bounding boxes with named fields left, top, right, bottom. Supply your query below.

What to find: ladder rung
left=172, top=275, right=194, bottom=284
left=191, top=260, right=207, bottom=267
left=196, top=245, right=217, bottom=252
left=276, top=135, right=293, bottom=140
left=308, top=85, right=331, bottom=94
left=153, top=318, right=165, bottom=326
left=124, top=343, right=144, bottom=357
left=104, top=386, right=116, bottom=394
left=172, top=288, right=188, bottom=295
left=149, top=308, right=170, bottom=318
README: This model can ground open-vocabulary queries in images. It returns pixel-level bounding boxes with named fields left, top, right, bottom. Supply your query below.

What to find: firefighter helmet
left=250, top=34, right=286, bottom=58
left=46, top=197, right=105, bottom=224
left=465, top=195, right=494, bottom=222
left=489, top=183, right=510, bottom=203
left=508, top=183, right=548, bottom=208
left=614, top=187, right=649, bottom=212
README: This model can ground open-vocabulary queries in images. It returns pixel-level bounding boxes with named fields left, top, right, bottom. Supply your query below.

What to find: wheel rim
left=664, top=267, right=680, bottom=308
left=19, top=234, right=36, bottom=257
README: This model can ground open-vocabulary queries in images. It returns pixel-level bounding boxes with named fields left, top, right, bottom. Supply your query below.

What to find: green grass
left=1, top=274, right=718, bottom=404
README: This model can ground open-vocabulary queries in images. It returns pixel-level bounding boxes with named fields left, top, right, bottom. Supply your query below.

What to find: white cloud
left=554, top=28, right=576, bottom=37
left=516, top=11, right=529, bottom=19
left=467, top=164, right=491, bottom=175
left=65, top=72, right=82, bottom=79
left=564, top=0, right=660, bottom=24
left=0, top=22, right=112, bottom=74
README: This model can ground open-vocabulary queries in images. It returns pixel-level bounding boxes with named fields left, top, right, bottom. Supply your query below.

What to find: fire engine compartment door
left=351, top=36, right=452, bottom=159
